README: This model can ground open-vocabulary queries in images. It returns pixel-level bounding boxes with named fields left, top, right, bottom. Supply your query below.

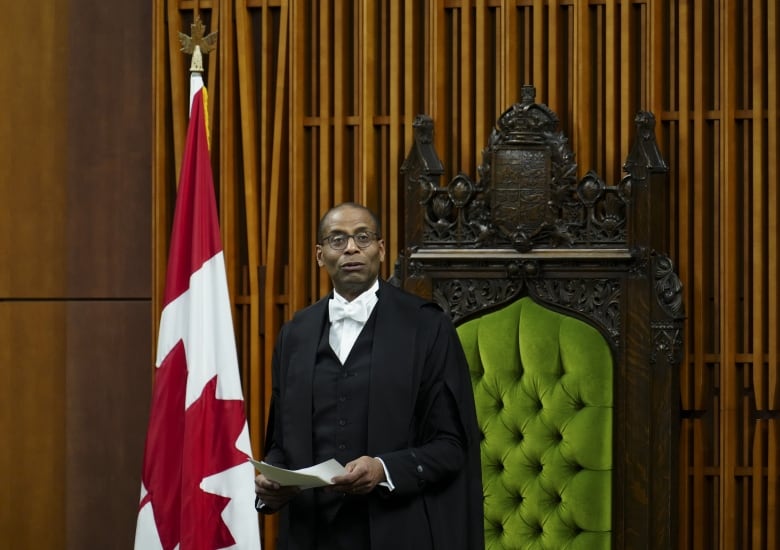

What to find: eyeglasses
left=321, top=231, right=379, bottom=250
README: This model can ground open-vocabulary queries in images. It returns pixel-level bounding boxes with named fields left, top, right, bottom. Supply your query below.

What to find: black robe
left=263, top=281, right=484, bottom=550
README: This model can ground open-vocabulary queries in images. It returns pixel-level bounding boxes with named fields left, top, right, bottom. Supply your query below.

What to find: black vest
left=312, top=310, right=376, bottom=465
left=310, top=310, right=377, bottom=543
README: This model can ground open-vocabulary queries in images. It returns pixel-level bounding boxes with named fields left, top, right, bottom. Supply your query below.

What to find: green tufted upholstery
left=458, top=296, right=613, bottom=550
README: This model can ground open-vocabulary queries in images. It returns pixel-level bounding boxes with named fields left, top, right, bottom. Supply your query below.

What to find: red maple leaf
left=140, top=340, right=250, bottom=550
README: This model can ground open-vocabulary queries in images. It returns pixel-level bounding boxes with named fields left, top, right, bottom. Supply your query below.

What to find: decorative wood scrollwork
left=654, top=253, right=685, bottom=320
left=526, top=278, right=622, bottom=346
left=651, top=322, right=684, bottom=366
left=432, top=278, right=525, bottom=322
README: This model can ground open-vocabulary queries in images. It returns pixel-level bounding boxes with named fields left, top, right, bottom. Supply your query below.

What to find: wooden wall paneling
left=66, top=302, right=151, bottom=549
left=0, top=2, right=67, bottom=299
left=0, top=304, right=66, bottom=548
left=66, top=1, right=152, bottom=299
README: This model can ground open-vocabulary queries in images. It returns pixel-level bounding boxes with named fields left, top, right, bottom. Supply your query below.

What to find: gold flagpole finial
left=178, top=16, right=218, bottom=72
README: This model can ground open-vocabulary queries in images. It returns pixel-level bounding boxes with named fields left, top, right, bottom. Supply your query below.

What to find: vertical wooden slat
left=261, top=1, right=289, bottom=545
left=359, top=0, right=377, bottom=215
left=647, top=0, right=665, bottom=121
left=619, top=0, right=632, bottom=163
left=574, top=0, right=592, bottom=174
left=768, top=0, right=779, bottom=425
left=288, top=0, right=304, bottom=305
left=677, top=1, right=708, bottom=545
left=404, top=0, right=416, bottom=177
left=333, top=0, right=345, bottom=207
left=389, top=0, right=401, bottom=257
left=318, top=0, right=331, bottom=249
left=768, top=2, right=780, bottom=548
left=217, top=0, right=238, bottom=313
left=720, top=0, right=739, bottom=545
left=605, top=0, right=617, bottom=184
left=234, top=0, right=262, bottom=455
left=152, top=0, right=172, bottom=359
left=206, top=4, right=220, bottom=127
left=475, top=0, right=487, bottom=151
left=547, top=0, right=560, bottom=113
left=532, top=0, right=545, bottom=102
left=168, top=2, right=188, bottom=184
left=502, top=0, right=516, bottom=107
left=460, top=0, right=473, bottom=171
left=429, top=0, right=446, bottom=160
left=750, top=0, right=767, bottom=546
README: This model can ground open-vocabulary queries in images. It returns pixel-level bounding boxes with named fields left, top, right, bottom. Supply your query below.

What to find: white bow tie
left=329, top=298, right=370, bottom=323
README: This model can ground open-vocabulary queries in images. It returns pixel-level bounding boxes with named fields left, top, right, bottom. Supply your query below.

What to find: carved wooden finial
left=178, top=16, right=218, bottom=72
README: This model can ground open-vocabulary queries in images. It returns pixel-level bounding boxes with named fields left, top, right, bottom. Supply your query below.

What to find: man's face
left=316, top=206, right=385, bottom=301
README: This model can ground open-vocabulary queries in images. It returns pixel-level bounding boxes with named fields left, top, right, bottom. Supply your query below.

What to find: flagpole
left=134, top=16, right=261, bottom=550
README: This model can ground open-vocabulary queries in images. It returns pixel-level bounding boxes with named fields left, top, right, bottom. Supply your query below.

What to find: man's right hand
left=254, top=473, right=301, bottom=512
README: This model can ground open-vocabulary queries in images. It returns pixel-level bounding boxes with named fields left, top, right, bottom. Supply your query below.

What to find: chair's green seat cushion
left=458, top=297, right=613, bottom=550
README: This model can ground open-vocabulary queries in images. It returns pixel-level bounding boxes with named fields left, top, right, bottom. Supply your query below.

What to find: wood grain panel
left=66, top=0, right=152, bottom=299
left=0, top=2, right=67, bottom=298
left=0, top=303, right=66, bottom=548
left=65, top=301, right=151, bottom=550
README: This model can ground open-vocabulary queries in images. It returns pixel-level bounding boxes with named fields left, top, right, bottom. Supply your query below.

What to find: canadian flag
left=134, top=71, right=261, bottom=549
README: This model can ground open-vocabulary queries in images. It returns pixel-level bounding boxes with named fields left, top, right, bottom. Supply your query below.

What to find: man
left=255, top=203, right=483, bottom=550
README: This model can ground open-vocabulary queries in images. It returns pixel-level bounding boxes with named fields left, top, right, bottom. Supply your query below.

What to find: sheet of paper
left=249, top=458, right=346, bottom=489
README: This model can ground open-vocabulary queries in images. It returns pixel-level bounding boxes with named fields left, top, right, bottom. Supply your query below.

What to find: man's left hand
left=329, top=456, right=386, bottom=495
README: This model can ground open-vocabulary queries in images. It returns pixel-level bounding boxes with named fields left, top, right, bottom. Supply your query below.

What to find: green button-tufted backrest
left=457, top=296, right=613, bottom=550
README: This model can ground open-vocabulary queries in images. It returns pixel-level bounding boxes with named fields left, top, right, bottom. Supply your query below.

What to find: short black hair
left=317, top=202, right=382, bottom=243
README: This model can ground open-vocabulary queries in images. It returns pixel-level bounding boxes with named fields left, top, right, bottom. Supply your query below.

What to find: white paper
left=249, top=458, right=346, bottom=489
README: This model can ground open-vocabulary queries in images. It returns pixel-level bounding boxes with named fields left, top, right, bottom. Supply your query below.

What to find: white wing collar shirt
left=328, top=279, right=379, bottom=364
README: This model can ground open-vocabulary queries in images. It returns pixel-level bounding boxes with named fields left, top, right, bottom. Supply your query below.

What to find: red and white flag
left=134, top=72, right=261, bottom=550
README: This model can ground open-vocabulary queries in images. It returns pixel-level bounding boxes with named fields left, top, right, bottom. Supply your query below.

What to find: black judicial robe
left=263, top=281, right=484, bottom=550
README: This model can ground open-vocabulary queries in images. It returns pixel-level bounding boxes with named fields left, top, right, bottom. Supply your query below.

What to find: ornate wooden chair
left=394, top=86, right=684, bottom=549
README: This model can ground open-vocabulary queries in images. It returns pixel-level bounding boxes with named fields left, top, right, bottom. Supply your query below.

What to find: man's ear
left=378, top=239, right=386, bottom=263
left=315, top=245, right=324, bottom=266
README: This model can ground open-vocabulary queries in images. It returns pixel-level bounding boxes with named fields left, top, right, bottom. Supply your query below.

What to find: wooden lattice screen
left=152, top=1, right=779, bottom=548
